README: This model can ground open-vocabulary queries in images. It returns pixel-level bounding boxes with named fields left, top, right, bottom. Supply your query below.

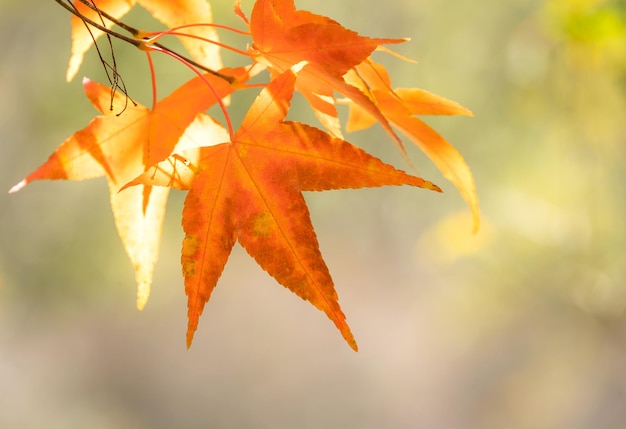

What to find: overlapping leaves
left=10, top=68, right=246, bottom=309
left=11, top=0, right=477, bottom=349
left=126, top=68, right=441, bottom=350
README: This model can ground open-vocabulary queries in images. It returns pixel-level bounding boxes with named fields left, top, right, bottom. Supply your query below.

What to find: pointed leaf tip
left=136, top=280, right=150, bottom=311
left=186, top=329, right=195, bottom=349
left=8, top=179, right=27, bottom=194
left=471, top=209, right=481, bottom=234
left=350, top=339, right=359, bottom=352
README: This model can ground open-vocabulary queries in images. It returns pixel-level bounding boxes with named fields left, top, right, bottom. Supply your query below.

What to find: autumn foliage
left=10, top=0, right=477, bottom=351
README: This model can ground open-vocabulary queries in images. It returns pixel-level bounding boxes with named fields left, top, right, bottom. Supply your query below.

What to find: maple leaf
left=126, top=67, right=441, bottom=351
left=9, top=68, right=245, bottom=309
left=67, top=0, right=222, bottom=81
left=243, top=0, right=479, bottom=230
left=245, top=0, right=406, bottom=141
left=344, top=59, right=480, bottom=231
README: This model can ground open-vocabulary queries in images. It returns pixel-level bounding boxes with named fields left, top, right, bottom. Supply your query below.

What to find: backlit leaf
left=129, top=68, right=441, bottom=350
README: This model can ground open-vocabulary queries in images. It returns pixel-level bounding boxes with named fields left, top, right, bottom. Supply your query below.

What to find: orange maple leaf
left=344, top=59, right=479, bottom=231
left=67, top=0, right=222, bottom=81
left=243, top=0, right=479, bottom=230
left=126, top=67, right=441, bottom=350
left=9, top=69, right=244, bottom=309
left=245, top=0, right=405, bottom=140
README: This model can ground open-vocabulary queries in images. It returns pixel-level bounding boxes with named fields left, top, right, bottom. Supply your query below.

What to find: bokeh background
left=2, top=0, right=626, bottom=428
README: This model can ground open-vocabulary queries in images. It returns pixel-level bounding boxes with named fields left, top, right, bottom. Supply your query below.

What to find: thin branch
left=54, top=0, right=140, bottom=46
left=80, top=1, right=125, bottom=104
left=61, top=0, right=135, bottom=112
left=69, top=0, right=235, bottom=83
left=148, top=44, right=235, bottom=139
left=76, top=0, right=139, bottom=36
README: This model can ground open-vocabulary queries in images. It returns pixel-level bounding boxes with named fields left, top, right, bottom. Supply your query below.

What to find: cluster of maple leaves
left=10, top=0, right=477, bottom=351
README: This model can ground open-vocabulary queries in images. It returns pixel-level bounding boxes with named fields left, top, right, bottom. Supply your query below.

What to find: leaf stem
left=143, top=28, right=251, bottom=57
left=146, top=22, right=251, bottom=36
left=146, top=52, right=158, bottom=110
left=145, top=44, right=235, bottom=138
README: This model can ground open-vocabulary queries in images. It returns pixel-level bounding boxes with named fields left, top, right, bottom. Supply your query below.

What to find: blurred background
left=1, top=0, right=626, bottom=428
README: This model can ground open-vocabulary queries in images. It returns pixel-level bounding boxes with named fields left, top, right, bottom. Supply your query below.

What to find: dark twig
left=65, top=0, right=234, bottom=83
